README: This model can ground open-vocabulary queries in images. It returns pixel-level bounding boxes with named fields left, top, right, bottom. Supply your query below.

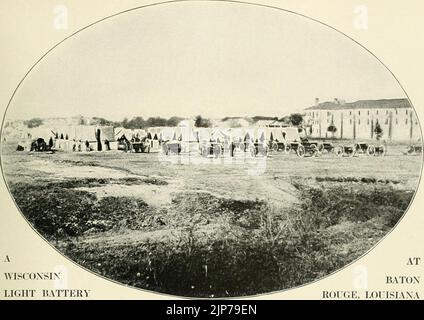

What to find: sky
left=7, top=1, right=406, bottom=121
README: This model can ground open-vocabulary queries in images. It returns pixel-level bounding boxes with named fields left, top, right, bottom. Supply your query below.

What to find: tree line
left=23, top=113, right=305, bottom=130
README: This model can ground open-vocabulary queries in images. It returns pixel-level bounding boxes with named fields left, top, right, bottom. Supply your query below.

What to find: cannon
left=335, top=142, right=386, bottom=157
left=268, top=140, right=291, bottom=153
left=317, top=141, right=335, bottom=154
left=404, top=144, right=422, bottom=155
left=290, top=140, right=321, bottom=157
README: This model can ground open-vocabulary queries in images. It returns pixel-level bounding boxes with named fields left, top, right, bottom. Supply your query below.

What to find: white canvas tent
left=228, top=128, right=246, bottom=143
left=195, top=128, right=212, bottom=142
left=175, top=126, right=198, bottom=142
left=28, top=126, right=56, bottom=142
left=159, top=127, right=177, bottom=141
left=281, top=127, right=302, bottom=142
left=267, top=127, right=286, bottom=142
left=210, top=127, right=231, bottom=142
left=114, top=128, right=146, bottom=141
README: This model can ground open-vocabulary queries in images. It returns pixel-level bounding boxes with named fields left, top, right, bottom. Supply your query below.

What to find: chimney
left=315, top=98, right=320, bottom=106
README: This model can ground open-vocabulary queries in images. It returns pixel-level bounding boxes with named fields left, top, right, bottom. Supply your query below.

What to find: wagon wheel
left=317, top=142, right=325, bottom=153
left=367, top=145, right=376, bottom=156
left=334, top=146, right=343, bottom=157
left=284, top=143, right=291, bottom=154
left=165, top=146, right=170, bottom=155
left=296, top=145, right=305, bottom=158
left=377, top=145, right=386, bottom=157
left=406, top=145, right=414, bottom=155
left=308, top=144, right=316, bottom=156
left=271, top=142, right=278, bottom=152
left=310, top=143, right=322, bottom=157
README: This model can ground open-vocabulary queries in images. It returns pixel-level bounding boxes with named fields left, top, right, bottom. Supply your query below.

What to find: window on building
left=349, top=111, right=352, bottom=115
left=406, top=110, right=409, bottom=115
left=358, top=119, right=361, bottom=125
left=395, top=109, right=398, bottom=115
left=367, top=119, right=369, bottom=125
left=358, top=111, right=361, bottom=115
left=367, top=110, right=370, bottom=115
left=406, top=119, right=408, bottom=125
left=385, top=119, right=388, bottom=125
left=396, top=119, right=398, bottom=125
left=386, top=110, right=389, bottom=115
left=376, top=110, right=379, bottom=115
left=350, top=119, right=352, bottom=125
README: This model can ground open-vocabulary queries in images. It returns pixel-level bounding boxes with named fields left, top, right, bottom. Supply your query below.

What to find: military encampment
left=1, top=102, right=422, bottom=297
left=1, top=1, right=422, bottom=298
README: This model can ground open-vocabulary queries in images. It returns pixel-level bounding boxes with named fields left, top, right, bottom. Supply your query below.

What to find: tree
left=128, top=116, right=147, bottom=129
left=92, top=117, right=113, bottom=126
left=289, top=113, right=303, bottom=126
left=278, top=116, right=290, bottom=124
left=146, top=117, right=167, bottom=127
left=194, top=115, right=212, bottom=128
left=327, top=124, right=337, bottom=138
left=24, top=118, right=43, bottom=128
left=252, top=116, right=278, bottom=122
left=374, top=122, right=383, bottom=140
left=167, top=116, right=184, bottom=127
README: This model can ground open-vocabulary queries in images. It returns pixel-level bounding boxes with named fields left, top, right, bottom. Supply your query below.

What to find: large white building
left=305, top=98, right=421, bottom=141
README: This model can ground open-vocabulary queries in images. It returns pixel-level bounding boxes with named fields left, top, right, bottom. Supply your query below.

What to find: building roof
left=305, top=98, right=411, bottom=111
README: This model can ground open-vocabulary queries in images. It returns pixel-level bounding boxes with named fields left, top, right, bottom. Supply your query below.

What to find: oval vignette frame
left=0, top=0, right=423, bottom=299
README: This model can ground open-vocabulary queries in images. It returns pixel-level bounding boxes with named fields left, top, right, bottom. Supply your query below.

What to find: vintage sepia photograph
left=0, top=1, right=422, bottom=297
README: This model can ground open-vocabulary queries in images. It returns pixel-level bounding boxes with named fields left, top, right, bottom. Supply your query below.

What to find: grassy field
left=1, top=141, right=421, bottom=297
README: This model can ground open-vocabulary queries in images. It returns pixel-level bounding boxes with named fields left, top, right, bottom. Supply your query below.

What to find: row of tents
left=115, top=126, right=302, bottom=144
left=15, top=124, right=303, bottom=152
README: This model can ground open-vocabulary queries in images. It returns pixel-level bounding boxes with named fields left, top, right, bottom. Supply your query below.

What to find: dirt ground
left=1, top=141, right=422, bottom=296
